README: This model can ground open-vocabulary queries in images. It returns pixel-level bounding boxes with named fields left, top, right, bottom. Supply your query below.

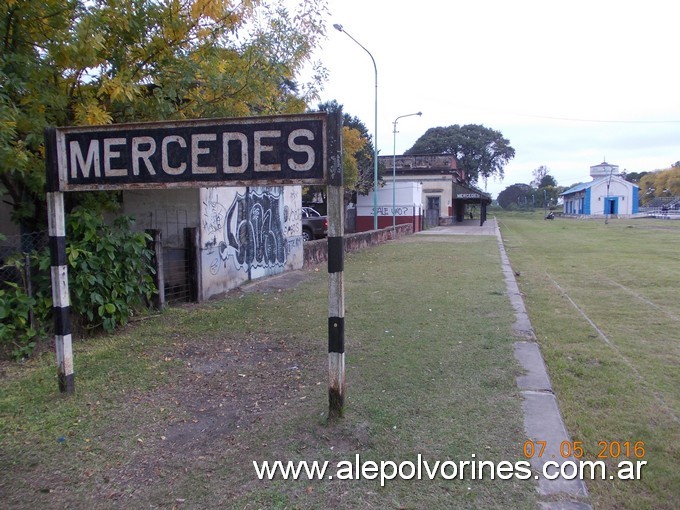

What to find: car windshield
left=303, top=207, right=321, bottom=217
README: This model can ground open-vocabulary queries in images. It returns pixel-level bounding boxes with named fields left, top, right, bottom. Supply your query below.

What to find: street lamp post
left=392, top=112, right=422, bottom=230
left=333, top=24, right=379, bottom=230
left=605, top=166, right=614, bottom=224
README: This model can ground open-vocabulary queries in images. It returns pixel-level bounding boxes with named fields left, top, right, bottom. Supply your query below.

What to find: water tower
left=590, top=161, right=619, bottom=179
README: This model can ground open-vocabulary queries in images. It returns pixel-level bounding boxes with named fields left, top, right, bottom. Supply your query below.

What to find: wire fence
left=0, top=231, right=49, bottom=291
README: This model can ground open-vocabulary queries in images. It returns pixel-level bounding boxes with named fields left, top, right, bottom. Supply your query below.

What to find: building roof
left=560, top=175, right=638, bottom=196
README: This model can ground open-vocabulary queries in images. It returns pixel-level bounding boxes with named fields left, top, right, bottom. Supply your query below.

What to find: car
left=301, top=207, right=328, bottom=241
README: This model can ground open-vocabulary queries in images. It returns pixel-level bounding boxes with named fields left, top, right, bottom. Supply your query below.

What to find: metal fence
left=0, top=231, right=48, bottom=290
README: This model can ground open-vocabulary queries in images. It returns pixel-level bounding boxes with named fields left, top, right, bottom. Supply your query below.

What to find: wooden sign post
left=326, top=110, right=345, bottom=419
left=44, top=112, right=347, bottom=418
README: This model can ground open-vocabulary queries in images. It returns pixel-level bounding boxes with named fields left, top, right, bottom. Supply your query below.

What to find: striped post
left=327, top=110, right=345, bottom=419
left=45, top=128, right=75, bottom=393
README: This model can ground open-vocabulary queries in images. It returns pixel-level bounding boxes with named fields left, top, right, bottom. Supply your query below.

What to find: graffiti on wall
left=204, top=188, right=287, bottom=274
left=283, top=187, right=302, bottom=237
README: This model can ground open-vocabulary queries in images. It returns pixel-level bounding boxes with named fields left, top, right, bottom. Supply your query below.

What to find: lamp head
left=417, top=112, right=422, bottom=116
left=333, top=24, right=344, bottom=32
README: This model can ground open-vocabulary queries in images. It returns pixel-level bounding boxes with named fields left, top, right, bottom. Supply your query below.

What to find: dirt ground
left=3, top=269, right=371, bottom=508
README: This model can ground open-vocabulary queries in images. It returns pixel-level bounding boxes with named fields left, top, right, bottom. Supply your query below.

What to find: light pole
left=392, top=112, right=422, bottom=230
left=605, top=166, right=614, bottom=224
left=333, top=23, right=379, bottom=229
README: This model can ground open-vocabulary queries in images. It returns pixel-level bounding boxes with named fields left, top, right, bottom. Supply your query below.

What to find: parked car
left=301, top=207, right=328, bottom=241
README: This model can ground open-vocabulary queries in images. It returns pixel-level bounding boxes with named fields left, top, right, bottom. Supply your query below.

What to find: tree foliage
left=312, top=100, right=374, bottom=204
left=497, top=166, right=563, bottom=210
left=496, top=183, right=534, bottom=209
left=1, top=0, right=329, bottom=230
left=531, top=165, right=556, bottom=188
left=638, top=165, right=680, bottom=204
left=404, top=124, right=515, bottom=184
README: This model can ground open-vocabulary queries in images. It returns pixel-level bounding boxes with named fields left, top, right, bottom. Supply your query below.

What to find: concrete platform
left=416, top=218, right=498, bottom=236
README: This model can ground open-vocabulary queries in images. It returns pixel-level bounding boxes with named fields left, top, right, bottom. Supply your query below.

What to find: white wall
left=356, top=181, right=423, bottom=217
left=589, top=177, right=636, bottom=216
left=124, top=186, right=303, bottom=301
left=199, top=186, right=303, bottom=299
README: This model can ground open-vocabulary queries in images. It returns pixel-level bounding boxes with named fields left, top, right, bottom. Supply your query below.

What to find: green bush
left=0, top=281, right=40, bottom=360
left=54, top=209, right=157, bottom=332
left=0, top=211, right=157, bottom=359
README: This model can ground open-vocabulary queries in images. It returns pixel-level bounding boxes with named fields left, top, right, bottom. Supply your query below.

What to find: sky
left=303, top=0, right=680, bottom=197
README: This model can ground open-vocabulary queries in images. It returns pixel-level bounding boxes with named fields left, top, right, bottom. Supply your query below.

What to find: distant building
left=355, top=154, right=491, bottom=231
left=560, top=161, right=639, bottom=217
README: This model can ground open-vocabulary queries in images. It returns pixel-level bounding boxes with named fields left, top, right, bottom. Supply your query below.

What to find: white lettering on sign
left=103, top=138, right=127, bottom=177
left=132, top=136, right=156, bottom=176
left=69, top=140, right=100, bottom=179
left=223, top=132, right=248, bottom=174
left=62, top=115, right=325, bottom=188
left=254, top=130, right=281, bottom=172
left=161, top=135, right=187, bottom=175
left=288, top=129, right=315, bottom=171
left=191, top=133, right=217, bottom=174
left=457, top=193, right=480, bottom=199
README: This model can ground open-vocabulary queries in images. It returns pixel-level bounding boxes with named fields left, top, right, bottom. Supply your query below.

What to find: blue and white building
left=560, top=161, right=639, bottom=217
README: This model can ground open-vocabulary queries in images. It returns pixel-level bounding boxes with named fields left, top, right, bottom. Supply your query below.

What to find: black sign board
left=52, top=113, right=327, bottom=191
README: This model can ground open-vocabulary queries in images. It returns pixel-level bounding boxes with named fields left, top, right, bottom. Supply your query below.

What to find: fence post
left=327, top=109, right=345, bottom=419
left=22, top=252, right=35, bottom=330
left=146, top=229, right=165, bottom=309
left=184, top=227, right=201, bottom=303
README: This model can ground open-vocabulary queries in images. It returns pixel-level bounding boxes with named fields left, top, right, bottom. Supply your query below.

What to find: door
left=425, top=196, right=440, bottom=228
left=606, top=197, right=618, bottom=215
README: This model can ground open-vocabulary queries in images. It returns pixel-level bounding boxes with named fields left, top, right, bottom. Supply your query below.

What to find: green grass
left=0, top=235, right=536, bottom=509
left=497, top=211, right=680, bottom=510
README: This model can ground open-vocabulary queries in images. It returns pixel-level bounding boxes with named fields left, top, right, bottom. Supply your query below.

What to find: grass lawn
left=497, top=212, right=680, bottom=510
left=1, top=234, right=537, bottom=509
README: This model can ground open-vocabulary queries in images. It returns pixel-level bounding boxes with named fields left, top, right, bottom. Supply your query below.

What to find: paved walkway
left=416, top=218, right=498, bottom=236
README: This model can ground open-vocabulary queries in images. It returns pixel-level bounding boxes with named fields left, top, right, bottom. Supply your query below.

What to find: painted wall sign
left=51, top=113, right=327, bottom=191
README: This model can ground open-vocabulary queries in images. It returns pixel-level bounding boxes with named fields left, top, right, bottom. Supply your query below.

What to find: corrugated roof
left=560, top=175, right=639, bottom=196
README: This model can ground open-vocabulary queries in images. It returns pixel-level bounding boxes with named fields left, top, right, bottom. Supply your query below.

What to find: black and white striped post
left=45, top=127, right=75, bottom=393
left=326, top=110, right=345, bottom=419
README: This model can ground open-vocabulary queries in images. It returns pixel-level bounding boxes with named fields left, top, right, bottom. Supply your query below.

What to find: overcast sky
left=306, top=0, right=680, bottom=197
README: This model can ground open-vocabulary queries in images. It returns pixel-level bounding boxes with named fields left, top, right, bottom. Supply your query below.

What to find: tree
left=315, top=100, right=375, bottom=203
left=638, top=166, right=680, bottom=204
left=621, top=171, right=649, bottom=184
left=531, top=165, right=556, bottom=188
left=0, top=0, right=328, bottom=231
left=497, top=183, right=534, bottom=209
left=404, top=124, right=515, bottom=184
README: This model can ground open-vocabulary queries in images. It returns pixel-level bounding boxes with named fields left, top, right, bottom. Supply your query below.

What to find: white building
left=560, top=161, right=639, bottom=217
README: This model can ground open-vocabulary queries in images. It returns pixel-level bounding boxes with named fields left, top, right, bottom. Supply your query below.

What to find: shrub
left=2, top=212, right=156, bottom=359
left=54, top=209, right=157, bottom=332
left=0, top=281, right=40, bottom=359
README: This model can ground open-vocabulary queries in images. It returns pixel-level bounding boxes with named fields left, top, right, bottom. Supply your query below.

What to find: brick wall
left=303, top=224, right=413, bottom=266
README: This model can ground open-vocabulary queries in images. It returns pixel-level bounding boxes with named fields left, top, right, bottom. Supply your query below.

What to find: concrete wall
left=123, top=188, right=201, bottom=247
left=356, top=182, right=423, bottom=232
left=589, top=177, right=637, bottom=216
left=303, top=223, right=413, bottom=266
left=199, top=186, right=303, bottom=299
